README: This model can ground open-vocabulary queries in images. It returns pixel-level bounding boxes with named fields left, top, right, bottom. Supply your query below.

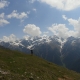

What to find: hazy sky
left=0, top=0, right=80, bottom=41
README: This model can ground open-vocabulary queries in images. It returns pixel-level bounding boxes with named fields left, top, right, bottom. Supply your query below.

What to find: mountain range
left=0, top=35, right=80, bottom=72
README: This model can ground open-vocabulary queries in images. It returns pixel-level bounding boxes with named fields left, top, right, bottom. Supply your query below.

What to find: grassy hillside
left=0, top=48, right=80, bottom=80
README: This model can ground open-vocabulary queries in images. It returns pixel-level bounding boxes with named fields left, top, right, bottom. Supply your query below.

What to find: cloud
left=23, top=35, right=30, bottom=40
left=23, top=24, right=42, bottom=36
left=1, top=34, right=18, bottom=42
left=0, top=13, right=5, bottom=18
left=0, top=13, right=9, bottom=26
left=7, top=10, right=28, bottom=20
left=37, top=0, right=80, bottom=11
left=68, top=18, right=80, bottom=37
left=62, top=15, right=67, bottom=20
left=29, top=0, right=36, bottom=3
left=48, top=24, right=77, bottom=39
left=0, top=10, right=29, bottom=26
left=0, top=19, right=9, bottom=26
left=48, top=15, right=80, bottom=38
left=0, top=0, right=10, bottom=9
left=27, top=11, right=30, bottom=14
left=33, top=8, right=37, bottom=12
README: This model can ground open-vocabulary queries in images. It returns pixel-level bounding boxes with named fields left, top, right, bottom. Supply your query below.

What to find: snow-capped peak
left=0, top=35, right=69, bottom=51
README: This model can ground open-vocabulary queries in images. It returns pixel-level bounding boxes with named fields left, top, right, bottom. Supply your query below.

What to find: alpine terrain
left=0, top=36, right=80, bottom=72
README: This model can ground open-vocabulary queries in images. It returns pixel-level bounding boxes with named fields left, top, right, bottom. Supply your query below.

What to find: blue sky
left=0, top=0, right=80, bottom=41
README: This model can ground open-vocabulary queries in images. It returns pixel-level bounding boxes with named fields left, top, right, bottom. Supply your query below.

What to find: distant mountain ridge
left=1, top=36, right=80, bottom=72
left=0, top=35, right=63, bottom=52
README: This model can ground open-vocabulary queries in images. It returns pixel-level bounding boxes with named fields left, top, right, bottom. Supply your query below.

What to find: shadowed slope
left=0, top=47, right=80, bottom=80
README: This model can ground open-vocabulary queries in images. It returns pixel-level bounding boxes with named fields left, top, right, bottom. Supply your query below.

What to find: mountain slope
left=0, top=48, right=80, bottom=80
left=62, top=37, right=80, bottom=69
left=34, top=43, right=62, bottom=65
left=1, top=36, right=80, bottom=73
left=70, top=58, right=80, bottom=73
left=0, top=36, right=63, bottom=66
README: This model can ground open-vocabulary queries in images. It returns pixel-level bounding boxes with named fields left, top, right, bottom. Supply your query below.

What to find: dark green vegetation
left=0, top=47, right=80, bottom=80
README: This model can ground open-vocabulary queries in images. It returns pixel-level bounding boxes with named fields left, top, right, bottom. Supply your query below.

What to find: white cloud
left=0, top=0, right=10, bottom=9
left=23, top=24, right=42, bottom=36
left=23, top=35, right=30, bottom=40
left=27, top=11, right=30, bottom=14
left=48, top=15, right=80, bottom=38
left=33, top=8, right=37, bottom=12
left=62, top=15, right=67, bottom=20
left=48, top=24, right=77, bottom=39
left=0, top=19, right=9, bottom=26
left=0, top=13, right=9, bottom=26
left=1, top=34, right=18, bottom=42
left=7, top=10, right=28, bottom=20
left=36, top=0, right=80, bottom=11
left=0, top=13, right=5, bottom=18
left=68, top=18, right=80, bottom=37
left=29, top=0, right=36, bottom=3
